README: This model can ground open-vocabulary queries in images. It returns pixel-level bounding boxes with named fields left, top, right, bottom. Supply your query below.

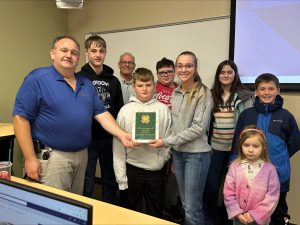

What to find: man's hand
left=13, top=115, right=40, bottom=180
left=25, top=157, right=40, bottom=180
left=95, top=112, right=135, bottom=148
left=119, top=132, right=134, bottom=148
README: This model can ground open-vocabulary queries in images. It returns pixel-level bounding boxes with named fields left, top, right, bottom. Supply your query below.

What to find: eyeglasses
left=158, top=70, right=174, bottom=77
left=175, top=64, right=194, bottom=70
left=119, top=61, right=135, bottom=66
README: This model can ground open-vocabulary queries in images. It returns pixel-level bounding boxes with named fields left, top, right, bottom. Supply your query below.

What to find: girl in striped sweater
left=204, top=60, right=254, bottom=225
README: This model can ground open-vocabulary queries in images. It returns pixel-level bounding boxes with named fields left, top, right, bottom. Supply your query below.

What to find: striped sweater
left=209, top=89, right=254, bottom=151
left=211, top=105, right=235, bottom=151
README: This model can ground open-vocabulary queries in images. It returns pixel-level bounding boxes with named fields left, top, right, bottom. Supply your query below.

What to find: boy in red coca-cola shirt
left=155, top=57, right=183, bottom=223
left=155, top=58, right=178, bottom=109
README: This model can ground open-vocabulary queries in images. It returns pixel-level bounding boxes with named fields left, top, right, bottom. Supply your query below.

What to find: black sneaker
left=163, top=205, right=184, bottom=223
left=284, top=217, right=297, bottom=225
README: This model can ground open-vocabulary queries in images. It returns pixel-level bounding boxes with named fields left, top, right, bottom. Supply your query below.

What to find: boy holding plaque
left=113, top=67, right=172, bottom=218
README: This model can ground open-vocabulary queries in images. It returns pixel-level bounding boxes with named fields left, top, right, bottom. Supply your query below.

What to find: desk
left=0, top=123, right=15, bottom=162
left=11, top=176, right=177, bottom=225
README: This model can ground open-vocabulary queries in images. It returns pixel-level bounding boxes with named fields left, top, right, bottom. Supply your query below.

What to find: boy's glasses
left=158, top=70, right=174, bottom=77
left=119, top=61, right=135, bottom=66
left=175, top=64, right=194, bottom=70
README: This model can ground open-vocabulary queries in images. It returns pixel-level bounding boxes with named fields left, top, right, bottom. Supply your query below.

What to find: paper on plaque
left=132, top=110, right=159, bottom=143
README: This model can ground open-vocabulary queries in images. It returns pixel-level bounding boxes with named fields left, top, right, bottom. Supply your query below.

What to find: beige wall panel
left=0, top=0, right=68, bottom=122
left=68, top=0, right=229, bottom=66
left=0, top=0, right=68, bottom=177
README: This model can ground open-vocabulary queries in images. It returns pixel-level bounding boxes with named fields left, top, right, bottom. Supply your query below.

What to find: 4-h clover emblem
left=141, top=115, right=150, bottom=124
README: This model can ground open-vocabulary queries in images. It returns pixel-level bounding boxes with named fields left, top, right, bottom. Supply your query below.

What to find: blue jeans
left=172, top=151, right=210, bottom=225
left=83, top=138, right=118, bottom=204
left=204, top=150, right=231, bottom=225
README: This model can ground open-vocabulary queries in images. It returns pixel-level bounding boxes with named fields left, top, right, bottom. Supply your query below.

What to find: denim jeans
left=204, top=150, right=231, bottom=225
left=83, top=138, right=118, bottom=205
left=172, top=150, right=210, bottom=225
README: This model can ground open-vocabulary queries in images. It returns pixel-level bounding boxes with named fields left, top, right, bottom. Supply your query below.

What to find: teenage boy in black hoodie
left=78, top=35, right=123, bottom=204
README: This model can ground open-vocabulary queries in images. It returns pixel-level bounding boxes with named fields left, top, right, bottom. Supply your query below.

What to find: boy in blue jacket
left=232, top=73, right=300, bottom=225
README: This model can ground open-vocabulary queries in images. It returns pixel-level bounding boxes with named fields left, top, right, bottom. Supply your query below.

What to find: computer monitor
left=0, top=178, right=92, bottom=225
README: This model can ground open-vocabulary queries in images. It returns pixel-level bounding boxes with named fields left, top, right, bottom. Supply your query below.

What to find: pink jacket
left=223, top=161, right=280, bottom=225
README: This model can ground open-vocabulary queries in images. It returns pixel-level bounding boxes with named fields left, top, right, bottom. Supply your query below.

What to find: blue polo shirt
left=13, top=66, right=106, bottom=151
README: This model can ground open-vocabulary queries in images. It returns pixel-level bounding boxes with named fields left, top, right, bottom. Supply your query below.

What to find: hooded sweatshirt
left=113, top=95, right=172, bottom=190
left=77, top=63, right=123, bottom=139
left=164, top=84, right=213, bottom=153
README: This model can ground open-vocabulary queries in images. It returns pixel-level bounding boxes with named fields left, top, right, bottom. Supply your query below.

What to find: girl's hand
left=148, top=139, right=164, bottom=148
left=243, top=213, right=254, bottom=223
left=237, top=214, right=248, bottom=224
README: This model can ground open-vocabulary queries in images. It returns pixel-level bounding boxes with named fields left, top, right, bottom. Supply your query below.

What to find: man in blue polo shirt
left=12, top=35, right=132, bottom=195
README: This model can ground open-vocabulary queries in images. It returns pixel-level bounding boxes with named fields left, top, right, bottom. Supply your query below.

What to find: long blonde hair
left=176, top=51, right=206, bottom=105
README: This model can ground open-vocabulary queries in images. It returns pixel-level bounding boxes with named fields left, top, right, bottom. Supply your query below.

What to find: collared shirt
left=117, top=76, right=135, bottom=104
left=241, top=159, right=265, bottom=181
left=13, top=66, right=106, bottom=151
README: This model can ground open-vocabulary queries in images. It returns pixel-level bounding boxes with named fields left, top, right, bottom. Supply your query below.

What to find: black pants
left=163, top=157, right=180, bottom=209
left=271, top=192, right=290, bottom=225
left=83, top=138, right=118, bottom=204
left=126, top=163, right=164, bottom=218
left=203, top=150, right=231, bottom=225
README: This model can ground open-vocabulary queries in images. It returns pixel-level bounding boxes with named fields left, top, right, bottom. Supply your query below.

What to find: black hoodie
left=77, top=63, right=124, bottom=139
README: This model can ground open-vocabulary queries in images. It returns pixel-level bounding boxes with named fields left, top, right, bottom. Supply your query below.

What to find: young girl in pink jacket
left=224, top=126, right=280, bottom=225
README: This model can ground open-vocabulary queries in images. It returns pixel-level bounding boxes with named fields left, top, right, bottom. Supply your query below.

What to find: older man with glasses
left=117, top=52, right=136, bottom=104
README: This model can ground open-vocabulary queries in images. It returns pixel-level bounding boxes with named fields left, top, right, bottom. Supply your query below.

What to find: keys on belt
left=41, top=150, right=51, bottom=160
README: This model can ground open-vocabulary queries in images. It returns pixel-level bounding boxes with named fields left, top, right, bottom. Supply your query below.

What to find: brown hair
left=52, top=35, right=80, bottom=51
left=85, top=35, right=106, bottom=50
left=255, top=73, right=280, bottom=89
left=133, top=67, right=154, bottom=84
left=211, top=60, right=249, bottom=112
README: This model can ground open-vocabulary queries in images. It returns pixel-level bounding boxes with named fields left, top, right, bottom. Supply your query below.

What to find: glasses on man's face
left=158, top=70, right=174, bottom=77
left=175, top=64, right=194, bottom=70
left=120, top=61, right=135, bottom=66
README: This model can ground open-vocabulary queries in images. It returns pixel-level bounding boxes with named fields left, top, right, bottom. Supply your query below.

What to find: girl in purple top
left=224, top=126, right=280, bottom=225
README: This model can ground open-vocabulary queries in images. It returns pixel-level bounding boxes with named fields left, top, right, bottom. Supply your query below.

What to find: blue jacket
left=232, top=95, right=300, bottom=192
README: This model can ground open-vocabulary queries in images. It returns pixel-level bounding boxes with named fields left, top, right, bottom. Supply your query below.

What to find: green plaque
left=132, top=110, right=159, bottom=143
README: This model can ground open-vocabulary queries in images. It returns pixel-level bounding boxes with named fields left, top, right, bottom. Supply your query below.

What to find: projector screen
left=229, top=0, right=300, bottom=91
